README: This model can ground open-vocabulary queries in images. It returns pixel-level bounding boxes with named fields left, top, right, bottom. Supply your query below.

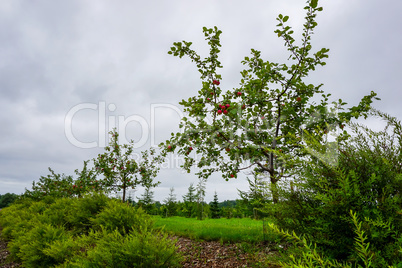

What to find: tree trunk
left=270, top=174, right=279, bottom=204
left=122, top=181, right=126, bottom=202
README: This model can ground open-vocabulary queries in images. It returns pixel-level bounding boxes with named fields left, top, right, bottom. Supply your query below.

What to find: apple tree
left=22, top=161, right=105, bottom=200
left=162, top=0, right=379, bottom=203
left=94, top=130, right=164, bottom=202
left=22, top=167, right=75, bottom=200
left=72, top=160, right=104, bottom=197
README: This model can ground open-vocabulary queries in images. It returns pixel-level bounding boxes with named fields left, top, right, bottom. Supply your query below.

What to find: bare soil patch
left=173, top=236, right=280, bottom=267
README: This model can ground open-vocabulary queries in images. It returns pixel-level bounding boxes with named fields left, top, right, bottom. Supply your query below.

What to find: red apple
left=225, top=104, right=230, bottom=108
left=237, top=92, right=242, bottom=96
left=167, top=145, right=172, bottom=150
left=230, top=174, right=235, bottom=178
left=207, top=98, right=211, bottom=101
left=241, top=104, right=246, bottom=110
left=226, top=148, right=230, bottom=152
left=217, top=110, right=222, bottom=115
left=189, top=147, right=193, bottom=150
left=296, top=97, right=302, bottom=102
left=223, top=110, right=228, bottom=115
left=213, top=80, right=220, bottom=85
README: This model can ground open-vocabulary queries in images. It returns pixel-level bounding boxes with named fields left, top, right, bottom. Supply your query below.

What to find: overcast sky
left=1, top=0, right=401, bottom=202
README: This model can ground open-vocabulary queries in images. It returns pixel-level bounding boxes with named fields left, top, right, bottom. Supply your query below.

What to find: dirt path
left=173, top=236, right=279, bottom=267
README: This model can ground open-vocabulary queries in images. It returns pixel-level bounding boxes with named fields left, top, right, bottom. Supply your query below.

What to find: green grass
left=152, top=216, right=276, bottom=243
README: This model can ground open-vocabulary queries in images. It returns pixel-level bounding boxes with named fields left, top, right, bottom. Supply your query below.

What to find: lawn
left=152, top=216, right=276, bottom=243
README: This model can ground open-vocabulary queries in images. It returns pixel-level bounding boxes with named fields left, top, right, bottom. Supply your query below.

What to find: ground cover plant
left=0, top=194, right=180, bottom=267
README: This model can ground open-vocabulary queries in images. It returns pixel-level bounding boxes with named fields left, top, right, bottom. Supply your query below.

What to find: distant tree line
left=129, top=173, right=270, bottom=220
left=0, top=193, right=19, bottom=208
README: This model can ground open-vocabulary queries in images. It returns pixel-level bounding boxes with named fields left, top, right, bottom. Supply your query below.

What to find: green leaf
left=310, top=0, right=318, bottom=8
left=283, top=16, right=289, bottom=22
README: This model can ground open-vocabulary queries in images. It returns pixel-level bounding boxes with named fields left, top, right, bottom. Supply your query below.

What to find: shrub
left=90, top=199, right=153, bottom=235
left=8, top=223, right=69, bottom=267
left=0, top=198, right=45, bottom=241
left=268, top=110, right=402, bottom=266
left=63, top=193, right=109, bottom=235
left=43, top=229, right=100, bottom=265
left=64, top=228, right=180, bottom=267
left=0, top=194, right=181, bottom=267
left=41, top=197, right=76, bottom=228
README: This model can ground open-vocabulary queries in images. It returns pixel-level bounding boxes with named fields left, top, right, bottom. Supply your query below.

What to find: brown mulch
left=173, top=236, right=280, bottom=268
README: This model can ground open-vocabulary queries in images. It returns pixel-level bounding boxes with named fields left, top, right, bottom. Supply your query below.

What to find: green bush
left=8, top=223, right=68, bottom=267
left=63, top=193, right=109, bottom=235
left=64, top=228, right=180, bottom=267
left=90, top=199, right=153, bottom=235
left=268, top=110, right=402, bottom=266
left=0, top=194, right=181, bottom=267
left=41, top=197, right=76, bottom=228
left=0, top=198, right=45, bottom=241
left=42, top=232, right=91, bottom=265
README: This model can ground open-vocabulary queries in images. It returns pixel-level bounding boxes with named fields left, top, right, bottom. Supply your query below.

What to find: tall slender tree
left=182, top=183, right=197, bottom=218
left=238, top=172, right=270, bottom=219
left=163, top=187, right=177, bottom=217
left=137, top=185, right=155, bottom=214
left=94, top=130, right=164, bottom=202
left=196, top=177, right=207, bottom=220
left=209, top=191, right=221, bottom=219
